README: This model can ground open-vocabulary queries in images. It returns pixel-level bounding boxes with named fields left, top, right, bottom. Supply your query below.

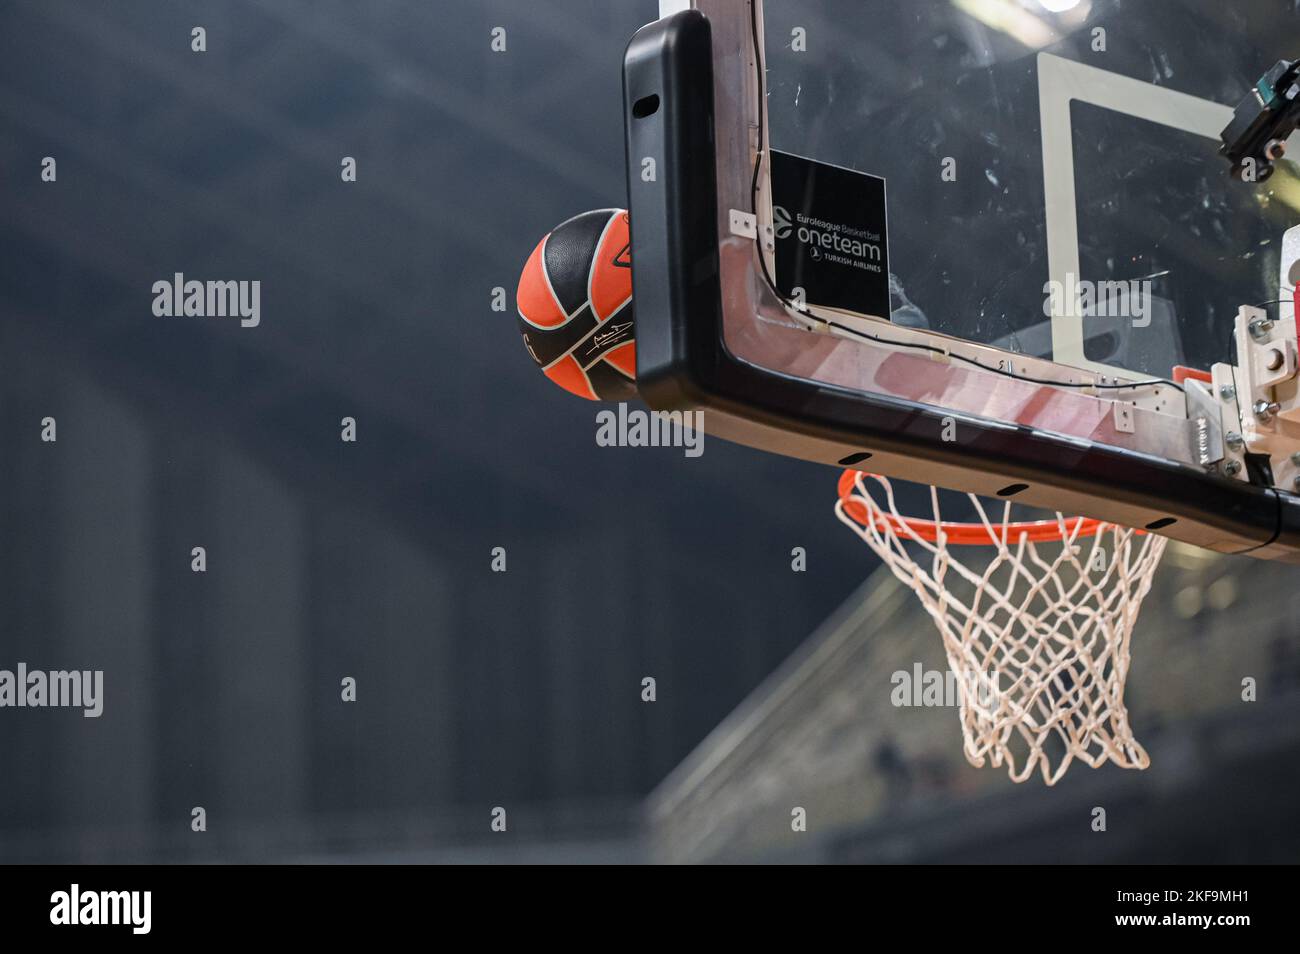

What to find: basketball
left=516, top=208, right=636, bottom=401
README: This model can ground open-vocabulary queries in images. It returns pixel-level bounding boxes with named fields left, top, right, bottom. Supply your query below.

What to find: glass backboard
left=761, top=0, right=1300, bottom=380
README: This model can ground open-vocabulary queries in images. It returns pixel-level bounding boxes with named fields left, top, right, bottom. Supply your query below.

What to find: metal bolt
left=1254, top=399, right=1281, bottom=420
left=1249, top=317, right=1275, bottom=341
left=1220, top=384, right=1237, bottom=401
left=1225, top=431, right=1244, bottom=450
left=1224, top=460, right=1243, bottom=477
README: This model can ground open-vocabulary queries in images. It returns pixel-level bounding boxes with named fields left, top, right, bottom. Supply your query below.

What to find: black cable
left=748, top=0, right=784, bottom=303
left=744, top=4, right=1183, bottom=395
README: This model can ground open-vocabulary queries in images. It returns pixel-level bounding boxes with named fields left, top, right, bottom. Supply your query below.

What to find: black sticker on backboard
left=770, top=149, right=889, bottom=319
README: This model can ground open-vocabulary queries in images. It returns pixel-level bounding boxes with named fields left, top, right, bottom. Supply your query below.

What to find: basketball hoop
left=835, top=469, right=1168, bottom=785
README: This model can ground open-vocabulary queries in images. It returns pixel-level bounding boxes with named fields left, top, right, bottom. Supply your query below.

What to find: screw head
left=1220, top=384, right=1237, bottom=400
left=1225, top=431, right=1245, bottom=450
left=1249, top=317, right=1276, bottom=341
left=1255, top=399, right=1281, bottom=420
left=1224, top=460, right=1243, bottom=477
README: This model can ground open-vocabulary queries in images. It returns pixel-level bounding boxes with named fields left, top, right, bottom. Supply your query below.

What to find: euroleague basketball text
left=595, top=403, right=704, bottom=458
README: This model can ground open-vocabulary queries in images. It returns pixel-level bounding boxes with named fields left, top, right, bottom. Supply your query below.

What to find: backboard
left=759, top=0, right=1299, bottom=380
left=624, top=0, right=1300, bottom=560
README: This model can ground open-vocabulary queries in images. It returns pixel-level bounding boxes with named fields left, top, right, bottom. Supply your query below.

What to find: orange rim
left=837, top=470, right=1109, bottom=545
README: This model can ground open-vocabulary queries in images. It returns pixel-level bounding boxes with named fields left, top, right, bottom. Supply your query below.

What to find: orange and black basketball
left=516, top=209, right=636, bottom=401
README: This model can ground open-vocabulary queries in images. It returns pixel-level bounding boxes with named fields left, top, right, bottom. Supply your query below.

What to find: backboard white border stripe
left=1039, top=52, right=1236, bottom=379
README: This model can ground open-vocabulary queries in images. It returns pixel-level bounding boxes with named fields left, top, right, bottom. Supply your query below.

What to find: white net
left=835, top=471, right=1168, bottom=785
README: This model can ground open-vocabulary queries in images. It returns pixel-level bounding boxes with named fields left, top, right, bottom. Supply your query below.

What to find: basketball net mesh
left=835, top=472, right=1168, bottom=785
